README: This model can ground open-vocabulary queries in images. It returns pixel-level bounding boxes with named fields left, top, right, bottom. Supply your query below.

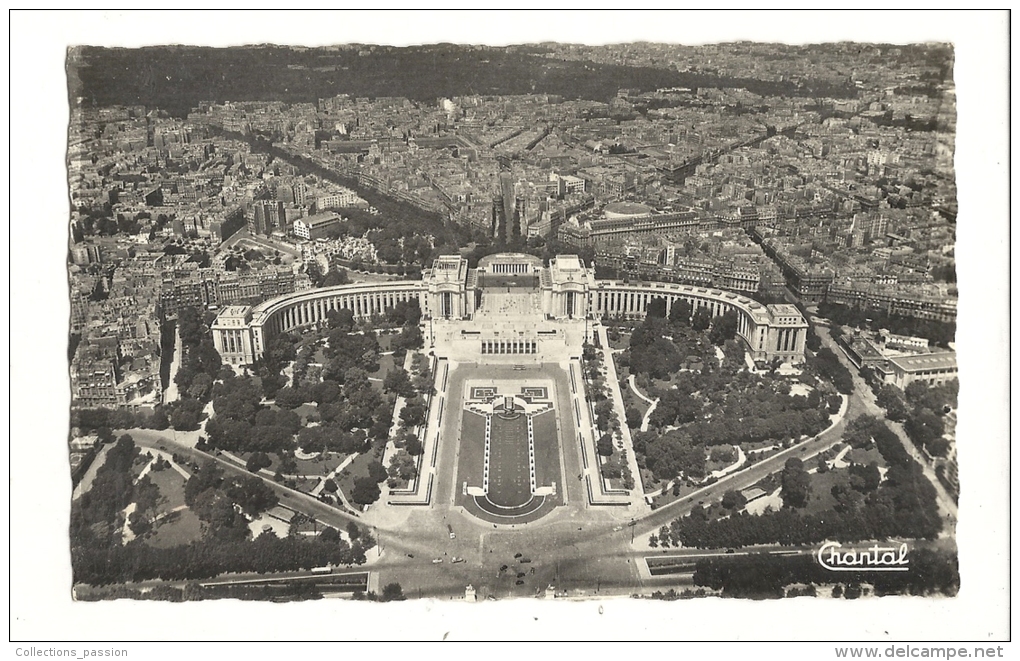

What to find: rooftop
left=888, top=352, right=957, bottom=372
left=768, top=303, right=801, bottom=316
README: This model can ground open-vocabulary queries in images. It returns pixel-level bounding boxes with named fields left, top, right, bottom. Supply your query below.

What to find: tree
left=381, top=582, right=405, bottom=601
left=186, top=372, right=214, bottom=400
left=383, top=367, right=415, bottom=398
left=225, top=475, right=279, bottom=517
left=692, top=306, right=713, bottom=332
left=352, top=477, right=381, bottom=505
left=904, top=408, right=945, bottom=452
left=322, top=478, right=338, bottom=493
left=346, top=521, right=361, bottom=540
left=167, top=398, right=206, bottom=431
left=326, top=307, right=355, bottom=331
left=594, top=399, right=614, bottom=431
left=400, top=398, right=427, bottom=428
left=708, top=310, right=739, bottom=345
left=367, top=461, right=388, bottom=484
left=780, top=457, right=811, bottom=509
left=388, top=453, right=418, bottom=482
left=875, top=385, right=908, bottom=422
left=128, top=510, right=153, bottom=536
left=926, top=436, right=951, bottom=458
left=596, top=433, right=615, bottom=457
left=273, top=385, right=310, bottom=409
left=848, top=461, right=882, bottom=493
left=669, top=299, right=693, bottom=325
left=404, top=435, right=424, bottom=456
left=246, top=452, right=272, bottom=473
left=625, top=407, right=642, bottom=429
left=647, top=297, right=667, bottom=318
left=721, top=489, right=748, bottom=511
left=805, top=328, right=822, bottom=352
left=323, top=268, right=351, bottom=287
left=319, top=526, right=340, bottom=543
left=831, top=483, right=865, bottom=513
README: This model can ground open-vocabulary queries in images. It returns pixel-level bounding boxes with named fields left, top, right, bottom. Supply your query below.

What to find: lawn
left=292, top=454, right=345, bottom=477
left=805, top=467, right=851, bottom=515
left=704, top=445, right=738, bottom=474
left=367, top=353, right=396, bottom=392
left=531, top=409, right=562, bottom=491
left=606, top=330, right=632, bottom=351
left=146, top=509, right=204, bottom=548
left=146, top=464, right=187, bottom=509
left=457, top=410, right=487, bottom=488
left=647, top=478, right=702, bottom=509
left=293, top=402, right=319, bottom=423
left=335, top=437, right=387, bottom=504
left=616, top=363, right=651, bottom=422
left=848, top=446, right=886, bottom=469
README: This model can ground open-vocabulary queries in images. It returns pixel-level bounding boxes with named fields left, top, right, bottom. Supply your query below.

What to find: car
left=452, top=557, right=465, bottom=564
left=158, top=445, right=167, bottom=451
left=516, top=572, right=526, bottom=578
left=514, top=552, right=523, bottom=558
left=432, top=558, right=443, bottom=564
left=406, top=553, right=415, bottom=558
left=449, top=532, right=456, bottom=539
left=726, top=548, right=736, bottom=554
left=515, top=580, right=524, bottom=586
left=499, top=564, right=508, bottom=572
left=519, top=557, right=532, bottom=564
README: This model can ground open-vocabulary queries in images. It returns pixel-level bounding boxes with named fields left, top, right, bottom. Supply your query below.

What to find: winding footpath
left=627, top=374, right=659, bottom=433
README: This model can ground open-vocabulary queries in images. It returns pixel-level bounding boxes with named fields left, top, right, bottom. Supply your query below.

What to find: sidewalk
left=595, top=324, right=647, bottom=505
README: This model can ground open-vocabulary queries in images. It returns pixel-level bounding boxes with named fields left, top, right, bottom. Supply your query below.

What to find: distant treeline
left=68, top=44, right=858, bottom=116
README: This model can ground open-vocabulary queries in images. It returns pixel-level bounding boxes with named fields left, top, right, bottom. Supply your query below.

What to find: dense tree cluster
left=808, top=348, right=854, bottom=395
left=184, top=461, right=279, bottom=541
left=252, top=334, right=299, bottom=399
left=72, top=434, right=141, bottom=532
left=71, top=407, right=163, bottom=433
left=708, top=310, right=739, bottom=346
left=173, top=307, right=222, bottom=404
left=75, top=44, right=858, bottom=121
left=870, top=380, right=957, bottom=458
left=72, top=531, right=372, bottom=586
left=628, top=317, right=685, bottom=380
left=652, top=372, right=829, bottom=447
left=659, top=415, right=943, bottom=548
left=620, top=311, right=834, bottom=487
left=816, top=302, right=955, bottom=348
left=780, top=457, right=811, bottom=508
left=69, top=435, right=374, bottom=586
left=633, top=430, right=706, bottom=482
left=206, top=375, right=294, bottom=453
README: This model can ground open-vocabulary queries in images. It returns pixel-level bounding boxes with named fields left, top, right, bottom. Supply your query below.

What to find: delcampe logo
left=817, top=541, right=910, bottom=572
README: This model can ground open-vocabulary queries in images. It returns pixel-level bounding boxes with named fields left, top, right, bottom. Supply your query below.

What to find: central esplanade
left=212, top=253, right=807, bottom=366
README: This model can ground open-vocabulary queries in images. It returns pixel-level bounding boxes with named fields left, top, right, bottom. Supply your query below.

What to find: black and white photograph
left=9, top=8, right=1010, bottom=649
